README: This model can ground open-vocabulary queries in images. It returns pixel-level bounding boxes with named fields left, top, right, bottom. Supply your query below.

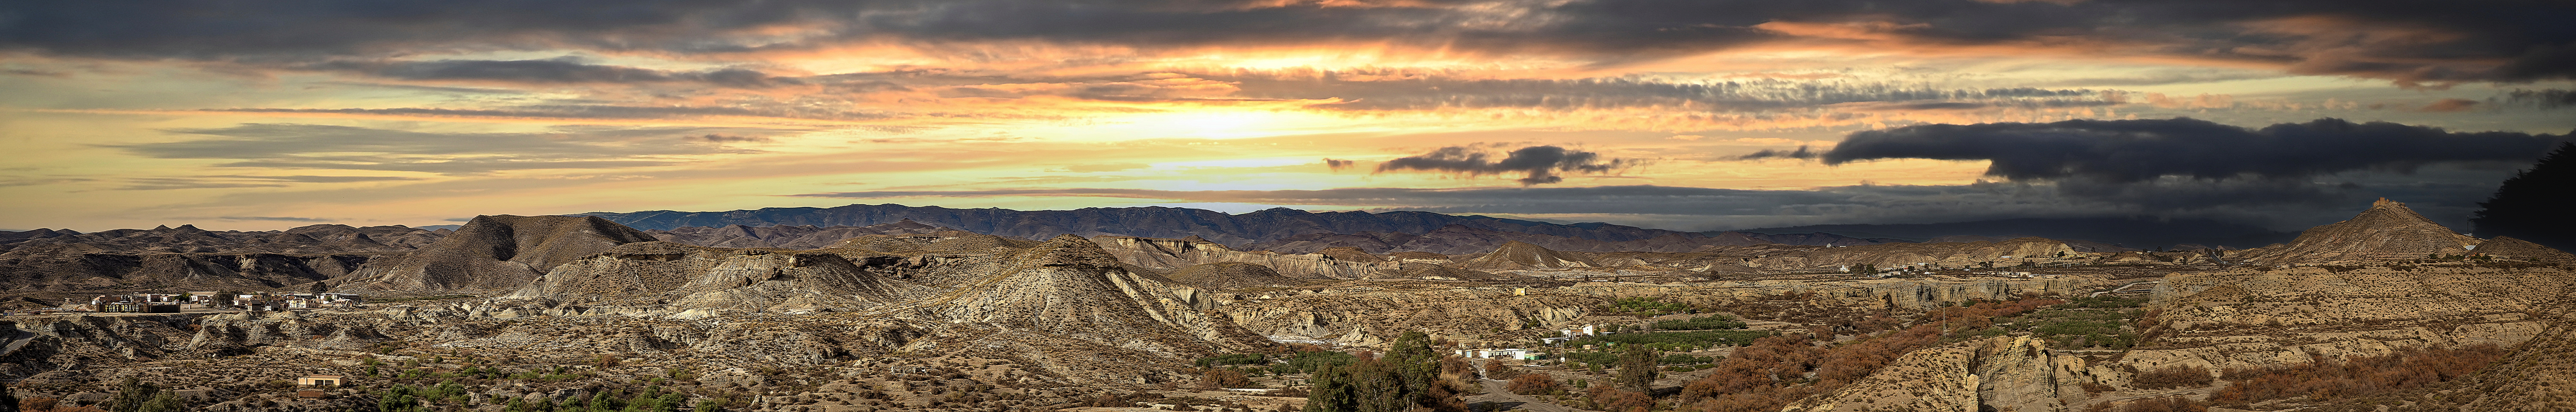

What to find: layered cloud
left=110, top=124, right=778, bottom=175
left=785, top=171, right=2508, bottom=231
left=1821, top=118, right=2572, bottom=182
left=4, top=0, right=2568, bottom=84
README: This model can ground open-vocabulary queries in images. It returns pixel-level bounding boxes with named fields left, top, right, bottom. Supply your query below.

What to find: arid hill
left=573, top=204, right=1735, bottom=247
left=1245, top=224, right=1908, bottom=254
left=0, top=224, right=446, bottom=299
left=336, top=215, right=658, bottom=292
left=645, top=219, right=952, bottom=249
left=2246, top=198, right=2479, bottom=264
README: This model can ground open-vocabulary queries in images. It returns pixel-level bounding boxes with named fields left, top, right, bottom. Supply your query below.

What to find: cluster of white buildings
left=1451, top=348, right=1547, bottom=360
left=69, top=292, right=365, bottom=312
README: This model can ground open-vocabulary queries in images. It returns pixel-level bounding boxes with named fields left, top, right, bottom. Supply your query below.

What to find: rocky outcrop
left=0, top=224, right=443, bottom=255
left=1731, top=237, right=2084, bottom=271
left=1164, top=262, right=1306, bottom=291
left=2118, top=264, right=2575, bottom=396
left=338, top=215, right=658, bottom=292
left=823, top=231, right=1041, bottom=256
left=919, top=235, right=1274, bottom=355
left=647, top=220, right=953, bottom=249
left=1245, top=224, right=1913, bottom=254
left=0, top=224, right=442, bottom=297
left=1787, top=336, right=2096, bottom=412
left=2248, top=198, right=2479, bottom=264
left=508, top=241, right=934, bottom=313
left=0, top=315, right=203, bottom=377
left=1459, top=241, right=1596, bottom=271
left=572, top=204, right=1709, bottom=247
left=1089, top=235, right=1393, bottom=279
left=2477, top=236, right=2576, bottom=263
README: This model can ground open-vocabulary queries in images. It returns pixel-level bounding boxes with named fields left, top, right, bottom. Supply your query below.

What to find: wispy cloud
left=109, top=124, right=781, bottom=175
left=117, top=175, right=423, bottom=190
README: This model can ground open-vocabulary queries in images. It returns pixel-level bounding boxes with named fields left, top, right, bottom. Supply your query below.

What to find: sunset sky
left=3, top=0, right=2571, bottom=233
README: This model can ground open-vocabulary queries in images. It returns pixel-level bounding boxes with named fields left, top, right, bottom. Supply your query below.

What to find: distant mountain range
left=566, top=204, right=1911, bottom=252
left=1728, top=217, right=2299, bottom=249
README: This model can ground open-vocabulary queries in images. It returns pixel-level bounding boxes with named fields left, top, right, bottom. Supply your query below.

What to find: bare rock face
left=2249, top=198, right=2478, bottom=264
left=647, top=219, right=952, bottom=249
left=2125, top=264, right=2574, bottom=391
left=0, top=224, right=442, bottom=297
left=1788, top=336, right=2093, bottom=412
left=1164, top=262, right=1304, bottom=291
left=925, top=235, right=1274, bottom=354
left=339, top=215, right=658, bottom=292
left=1732, top=237, right=2083, bottom=271
left=1459, top=241, right=1596, bottom=271
left=0, top=224, right=443, bottom=255
left=1088, top=235, right=1393, bottom=279
left=510, top=241, right=933, bottom=313
left=1245, top=224, right=1913, bottom=254
left=2477, top=236, right=2576, bottom=263
left=823, top=230, right=1039, bottom=255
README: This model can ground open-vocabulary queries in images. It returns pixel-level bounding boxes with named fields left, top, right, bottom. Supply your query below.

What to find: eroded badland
left=3, top=199, right=2573, bottom=412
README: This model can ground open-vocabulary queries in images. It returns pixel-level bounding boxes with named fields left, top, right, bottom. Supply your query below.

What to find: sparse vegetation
left=1651, top=315, right=1747, bottom=331
left=2209, top=344, right=2507, bottom=407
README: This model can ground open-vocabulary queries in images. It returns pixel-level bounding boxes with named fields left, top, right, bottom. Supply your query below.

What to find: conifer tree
left=2474, top=142, right=2576, bottom=251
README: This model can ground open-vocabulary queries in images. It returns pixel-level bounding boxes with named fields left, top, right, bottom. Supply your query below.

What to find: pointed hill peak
left=2252, top=198, right=2477, bottom=264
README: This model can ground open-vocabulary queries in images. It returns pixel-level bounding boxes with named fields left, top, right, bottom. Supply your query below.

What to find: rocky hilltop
left=644, top=220, right=952, bottom=249
left=0, top=224, right=447, bottom=299
left=2245, top=198, right=2481, bottom=264
left=337, top=215, right=658, bottom=292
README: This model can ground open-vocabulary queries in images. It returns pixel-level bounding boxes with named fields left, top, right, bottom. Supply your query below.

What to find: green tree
left=2474, top=142, right=2576, bottom=251
left=1306, top=362, right=1359, bottom=412
left=693, top=399, right=724, bottom=412
left=1614, top=344, right=1660, bottom=393
left=377, top=385, right=421, bottom=412
left=1307, top=331, right=1464, bottom=412
left=136, top=392, right=182, bottom=412
left=106, top=376, right=160, bottom=412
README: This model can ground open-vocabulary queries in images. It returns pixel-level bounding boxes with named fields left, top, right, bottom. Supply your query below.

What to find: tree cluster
left=1304, top=331, right=1466, bottom=412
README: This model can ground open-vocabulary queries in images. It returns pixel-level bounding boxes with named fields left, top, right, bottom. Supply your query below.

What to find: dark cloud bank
left=1820, top=118, right=2572, bottom=182
left=1375, top=145, right=1635, bottom=185
left=1, top=0, right=2568, bottom=84
left=810, top=118, right=2565, bottom=232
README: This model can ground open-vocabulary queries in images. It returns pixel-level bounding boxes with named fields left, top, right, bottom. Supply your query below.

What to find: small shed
left=297, top=375, right=345, bottom=387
